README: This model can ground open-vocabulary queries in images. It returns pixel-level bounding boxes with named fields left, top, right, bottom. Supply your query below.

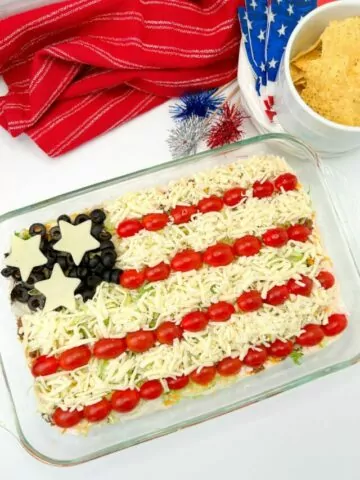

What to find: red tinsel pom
left=207, top=102, right=248, bottom=149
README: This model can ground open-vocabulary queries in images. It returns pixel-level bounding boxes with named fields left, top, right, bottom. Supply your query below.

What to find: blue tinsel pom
left=170, top=89, right=224, bottom=121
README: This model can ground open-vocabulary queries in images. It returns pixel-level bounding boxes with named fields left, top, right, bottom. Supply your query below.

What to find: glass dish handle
left=0, top=354, right=19, bottom=442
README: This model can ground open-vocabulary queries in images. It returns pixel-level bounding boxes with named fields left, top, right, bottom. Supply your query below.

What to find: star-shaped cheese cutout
left=53, top=220, right=100, bottom=265
left=35, top=264, right=81, bottom=312
left=5, top=235, right=47, bottom=281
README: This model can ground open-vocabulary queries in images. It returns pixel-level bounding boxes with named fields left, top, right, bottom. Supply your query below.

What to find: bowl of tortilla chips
left=275, top=0, right=360, bottom=155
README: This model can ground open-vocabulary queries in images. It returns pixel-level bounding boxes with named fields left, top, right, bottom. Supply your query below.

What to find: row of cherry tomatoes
left=32, top=270, right=335, bottom=378
left=116, top=173, right=298, bottom=239
left=51, top=313, right=347, bottom=429
left=119, top=221, right=313, bottom=290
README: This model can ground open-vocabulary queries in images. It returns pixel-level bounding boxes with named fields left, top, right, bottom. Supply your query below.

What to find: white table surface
left=1, top=91, right=360, bottom=480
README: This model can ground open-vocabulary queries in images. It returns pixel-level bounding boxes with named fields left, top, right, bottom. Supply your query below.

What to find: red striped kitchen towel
left=0, top=0, right=242, bottom=157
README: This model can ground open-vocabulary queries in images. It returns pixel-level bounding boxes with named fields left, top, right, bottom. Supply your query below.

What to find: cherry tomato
left=262, top=227, right=288, bottom=247
left=59, top=345, right=91, bottom=371
left=116, top=219, right=143, bottom=238
left=233, top=235, right=262, bottom=257
left=203, top=243, right=234, bottom=267
left=265, top=285, right=289, bottom=306
left=93, top=338, right=127, bottom=359
left=83, top=398, right=112, bottom=423
left=119, top=269, right=145, bottom=289
left=166, top=375, right=190, bottom=390
left=322, top=314, right=348, bottom=337
left=142, top=213, right=169, bottom=231
left=287, top=275, right=313, bottom=297
left=53, top=408, right=83, bottom=428
left=208, top=301, right=235, bottom=322
left=197, top=195, right=224, bottom=213
left=171, top=205, right=197, bottom=224
left=268, top=339, right=293, bottom=358
left=237, top=290, right=263, bottom=312
left=145, top=262, right=170, bottom=283
left=181, top=311, right=209, bottom=332
left=171, top=249, right=202, bottom=272
left=126, top=330, right=155, bottom=353
left=316, top=271, right=335, bottom=290
left=111, top=389, right=140, bottom=413
left=32, top=355, right=59, bottom=377
left=139, top=380, right=164, bottom=400
left=287, top=224, right=311, bottom=243
left=243, top=346, right=268, bottom=368
left=217, top=357, right=242, bottom=376
left=155, top=321, right=183, bottom=345
left=274, top=173, right=298, bottom=192
left=296, top=324, right=324, bottom=346
left=190, top=366, right=216, bottom=385
left=223, top=187, right=247, bottom=206
left=253, top=180, right=274, bottom=199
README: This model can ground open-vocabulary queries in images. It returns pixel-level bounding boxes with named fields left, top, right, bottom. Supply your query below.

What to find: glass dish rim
left=1, top=132, right=360, bottom=467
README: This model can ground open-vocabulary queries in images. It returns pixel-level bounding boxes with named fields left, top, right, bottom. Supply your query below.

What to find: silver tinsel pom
left=167, top=115, right=209, bottom=159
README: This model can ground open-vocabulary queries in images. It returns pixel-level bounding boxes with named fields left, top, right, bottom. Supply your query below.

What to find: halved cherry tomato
left=274, top=173, right=298, bottom=191
left=253, top=180, right=274, bottom=199
left=155, top=321, right=183, bottom=345
left=32, top=355, right=59, bottom=377
left=93, top=338, right=127, bottom=359
left=237, top=290, right=263, bottom=312
left=268, top=339, right=293, bottom=358
left=116, top=218, right=143, bottom=238
left=171, top=205, right=197, bottom=224
left=265, top=285, right=289, bottom=306
left=171, top=249, right=202, bottom=272
left=142, top=213, right=169, bottom=231
left=139, top=380, right=163, bottom=400
left=287, top=224, right=311, bottom=243
left=243, top=346, right=268, bottom=367
left=203, top=243, right=234, bottom=267
left=119, top=269, right=145, bottom=289
left=53, top=408, right=83, bottom=428
left=59, top=345, right=91, bottom=371
left=190, top=366, right=216, bottom=385
left=316, top=271, right=335, bottom=290
left=181, top=311, right=209, bottom=332
left=145, top=262, right=170, bottom=283
left=208, top=301, right=235, bottom=322
left=223, top=187, right=247, bottom=206
left=197, top=195, right=224, bottom=213
left=111, top=389, right=140, bottom=413
left=296, top=324, right=324, bottom=347
left=126, top=330, right=155, bottom=353
left=322, top=314, right=348, bottom=337
left=217, top=357, right=242, bottom=376
left=166, top=375, right=190, bottom=390
left=287, top=275, right=313, bottom=297
left=84, top=398, right=112, bottom=423
left=234, top=235, right=262, bottom=257
left=262, top=227, right=288, bottom=247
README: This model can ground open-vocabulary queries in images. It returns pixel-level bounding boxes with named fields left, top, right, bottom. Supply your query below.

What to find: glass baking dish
left=0, top=133, right=359, bottom=466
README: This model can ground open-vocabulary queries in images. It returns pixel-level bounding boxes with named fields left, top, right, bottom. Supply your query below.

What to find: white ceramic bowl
left=275, top=0, right=360, bottom=156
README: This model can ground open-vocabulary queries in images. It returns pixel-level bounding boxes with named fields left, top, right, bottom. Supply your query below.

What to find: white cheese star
left=250, top=0, right=257, bottom=9
left=260, top=62, right=266, bottom=72
left=268, top=58, right=278, bottom=69
left=258, top=29, right=266, bottom=41
left=53, top=220, right=100, bottom=265
left=5, top=235, right=47, bottom=281
left=277, top=24, right=287, bottom=37
left=287, top=4, right=294, bottom=15
left=35, top=264, right=81, bottom=312
left=268, top=9, right=276, bottom=23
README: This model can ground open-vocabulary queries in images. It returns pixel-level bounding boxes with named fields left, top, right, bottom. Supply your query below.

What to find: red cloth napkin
left=0, top=0, right=242, bottom=157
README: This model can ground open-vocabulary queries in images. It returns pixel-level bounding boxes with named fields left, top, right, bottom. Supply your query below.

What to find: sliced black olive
left=26, top=272, right=45, bottom=287
left=100, top=240, right=115, bottom=251
left=101, top=250, right=117, bottom=268
left=42, top=268, right=51, bottom=279
left=90, top=223, right=103, bottom=240
left=49, top=226, right=61, bottom=242
left=57, top=256, right=68, bottom=271
left=29, top=223, right=46, bottom=237
left=99, top=231, right=112, bottom=242
left=88, top=255, right=101, bottom=270
left=86, top=274, right=102, bottom=288
left=90, top=209, right=106, bottom=224
left=102, top=270, right=112, bottom=282
left=1, top=267, right=14, bottom=278
left=93, top=263, right=105, bottom=276
left=28, top=295, right=46, bottom=311
left=11, top=284, right=29, bottom=303
left=77, top=267, right=88, bottom=278
left=12, top=268, right=22, bottom=281
left=57, top=214, right=71, bottom=224
left=82, top=289, right=95, bottom=302
left=74, top=214, right=89, bottom=225
left=110, top=269, right=122, bottom=284
left=67, top=267, right=78, bottom=278
left=80, top=253, right=90, bottom=266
